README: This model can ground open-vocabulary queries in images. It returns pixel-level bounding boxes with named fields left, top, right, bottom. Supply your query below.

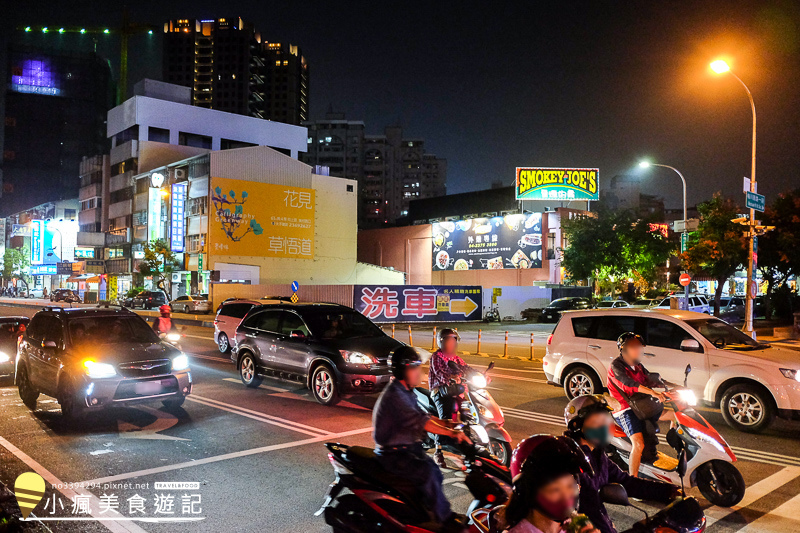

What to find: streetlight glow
left=710, top=59, right=730, bottom=74
left=638, top=161, right=650, bottom=168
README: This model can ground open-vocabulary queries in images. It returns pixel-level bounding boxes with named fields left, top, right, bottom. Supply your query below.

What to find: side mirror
left=600, top=484, right=630, bottom=506
left=486, top=361, right=495, bottom=372
left=41, top=340, right=58, bottom=349
left=685, top=364, right=692, bottom=375
left=680, top=339, right=702, bottom=353
left=290, top=330, right=306, bottom=338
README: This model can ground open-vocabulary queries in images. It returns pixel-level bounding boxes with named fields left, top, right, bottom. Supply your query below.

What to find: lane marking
left=705, top=466, right=800, bottom=528
left=182, top=334, right=215, bottom=340
left=188, top=353, right=230, bottom=363
left=488, top=373, right=548, bottom=384
left=0, top=436, right=149, bottom=533
left=79, top=426, right=373, bottom=486
left=221, top=377, right=290, bottom=393
left=187, top=395, right=330, bottom=437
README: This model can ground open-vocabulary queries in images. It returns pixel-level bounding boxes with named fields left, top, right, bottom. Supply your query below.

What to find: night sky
left=6, top=0, right=800, bottom=210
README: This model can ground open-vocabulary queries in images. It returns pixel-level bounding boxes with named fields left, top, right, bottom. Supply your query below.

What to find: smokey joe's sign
left=354, top=285, right=482, bottom=322
left=432, top=214, right=543, bottom=271
left=516, top=167, right=599, bottom=201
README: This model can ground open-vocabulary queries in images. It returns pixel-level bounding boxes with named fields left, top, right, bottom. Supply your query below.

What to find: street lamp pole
left=711, top=60, right=757, bottom=338
left=639, top=162, right=689, bottom=310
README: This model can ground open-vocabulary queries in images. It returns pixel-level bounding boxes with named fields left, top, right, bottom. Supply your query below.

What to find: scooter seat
left=345, top=446, right=417, bottom=488
left=651, top=451, right=679, bottom=471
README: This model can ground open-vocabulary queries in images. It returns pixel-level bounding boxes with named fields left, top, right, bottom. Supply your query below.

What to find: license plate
left=134, top=381, right=162, bottom=395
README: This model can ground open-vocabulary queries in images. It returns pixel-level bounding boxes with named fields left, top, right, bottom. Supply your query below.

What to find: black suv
left=16, top=306, right=191, bottom=420
left=231, top=303, right=403, bottom=405
left=132, top=290, right=169, bottom=310
left=541, top=297, right=591, bottom=323
left=50, top=289, right=81, bottom=303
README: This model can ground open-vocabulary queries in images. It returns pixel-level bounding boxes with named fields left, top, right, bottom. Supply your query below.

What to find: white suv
left=543, top=308, right=800, bottom=433
left=653, top=295, right=710, bottom=314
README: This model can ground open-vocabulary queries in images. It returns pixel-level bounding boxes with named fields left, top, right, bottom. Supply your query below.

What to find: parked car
left=50, top=289, right=82, bottom=304
left=231, top=303, right=404, bottom=405
left=540, top=297, right=591, bottom=323
left=543, top=307, right=800, bottom=433
left=716, top=297, right=746, bottom=323
left=132, top=290, right=169, bottom=310
left=26, top=288, right=45, bottom=299
left=0, top=317, right=29, bottom=380
left=594, top=300, right=630, bottom=309
left=170, top=295, right=212, bottom=314
left=16, top=307, right=191, bottom=420
left=629, top=298, right=659, bottom=309
left=653, top=294, right=710, bottom=314
left=214, top=299, right=263, bottom=353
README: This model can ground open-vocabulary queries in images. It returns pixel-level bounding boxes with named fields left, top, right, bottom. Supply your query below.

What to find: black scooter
left=317, top=441, right=512, bottom=532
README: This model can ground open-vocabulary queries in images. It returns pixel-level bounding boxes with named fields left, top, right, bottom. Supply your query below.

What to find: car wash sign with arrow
left=354, top=285, right=482, bottom=323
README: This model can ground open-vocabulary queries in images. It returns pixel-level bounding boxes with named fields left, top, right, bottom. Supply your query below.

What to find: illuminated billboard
left=11, top=59, right=61, bottom=96
left=432, top=213, right=543, bottom=271
left=208, top=177, right=315, bottom=259
left=516, top=167, right=599, bottom=201
left=30, top=220, right=78, bottom=265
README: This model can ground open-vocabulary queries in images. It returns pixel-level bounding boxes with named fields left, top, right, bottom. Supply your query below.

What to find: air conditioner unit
left=174, top=168, right=186, bottom=180
left=172, top=273, right=181, bottom=282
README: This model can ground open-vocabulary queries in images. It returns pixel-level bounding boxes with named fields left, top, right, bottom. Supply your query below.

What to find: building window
left=79, top=198, right=101, bottom=211
left=178, top=132, right=212, bottom=149
left=149, top=127, right=170, bottom=143
left=221, top=138, right=257, bottom=150
left=187, top=196, right=207, bottom=216
left=114, top=125, right=139, bottom=145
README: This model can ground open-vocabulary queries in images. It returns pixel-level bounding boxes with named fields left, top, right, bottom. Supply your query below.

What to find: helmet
left=509, top=434, right=593, bottom=480
left=159, top=305, right=171, bottom=316
left=617, top=331, right=645, bottom=352
left=436, top=328, right=460, bottom=350
left=388, top=346, right=423, bottom=379
left=564, top=395, right=612, bottom=434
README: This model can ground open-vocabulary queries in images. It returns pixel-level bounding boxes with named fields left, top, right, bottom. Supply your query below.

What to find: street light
left=710, top=58, right=758, bottom=338
left=639, top=161, right=690, bottom=310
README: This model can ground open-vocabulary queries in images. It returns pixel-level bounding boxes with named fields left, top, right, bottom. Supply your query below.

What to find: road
left=0, top=302, right=798, bottom=533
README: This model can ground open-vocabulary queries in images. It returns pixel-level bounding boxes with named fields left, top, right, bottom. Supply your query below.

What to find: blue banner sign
left=30, top=264, right=57, bottom=276
left=170, top=183, right=187, bottom=252
left=354, top=285, right=483, bottom=323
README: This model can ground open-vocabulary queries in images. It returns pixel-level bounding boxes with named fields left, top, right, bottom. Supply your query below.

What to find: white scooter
left=608, top=364, right=745, bottom=507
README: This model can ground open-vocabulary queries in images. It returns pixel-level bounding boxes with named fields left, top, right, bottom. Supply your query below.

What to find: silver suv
left=653, top=294, right=710, bottom=313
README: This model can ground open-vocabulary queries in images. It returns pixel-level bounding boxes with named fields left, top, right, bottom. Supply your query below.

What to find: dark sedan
left=232, top=303, right=403, bottom=405
left=540, top=297, right=591, bottom=322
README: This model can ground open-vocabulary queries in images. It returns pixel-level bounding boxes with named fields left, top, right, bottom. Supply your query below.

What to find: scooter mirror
left=677, top=449, right=688, bottom=479
left=600, top=484, right=630, bottom=506
left=487, top=361, right=495, bottom=372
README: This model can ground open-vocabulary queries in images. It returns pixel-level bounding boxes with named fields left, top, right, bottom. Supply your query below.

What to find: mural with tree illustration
left=211, top=186, right=264, bottom=242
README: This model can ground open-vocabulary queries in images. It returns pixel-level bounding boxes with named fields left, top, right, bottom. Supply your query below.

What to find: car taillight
left=547, top=334, right=554, bottom=346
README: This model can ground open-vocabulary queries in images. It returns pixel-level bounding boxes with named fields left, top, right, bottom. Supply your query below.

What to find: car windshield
left=549, top=299, right=572, bottom=309
left=303, top=310, right=384, bottom=339
left=69, top=316, right=159, bottom=347
left=685, top=318, right=763, bottom=349
left=634, top=299, right=652, bottom=305
left=719, top=298, right=731, bottom=306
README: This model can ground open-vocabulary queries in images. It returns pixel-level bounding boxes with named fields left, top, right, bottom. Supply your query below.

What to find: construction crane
left=18, top=10, right=158, bottom=104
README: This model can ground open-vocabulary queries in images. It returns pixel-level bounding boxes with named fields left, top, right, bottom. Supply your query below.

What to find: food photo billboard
left=516, top=167, right=599, bottom=201
left=432, top=213, right=543, bottom=271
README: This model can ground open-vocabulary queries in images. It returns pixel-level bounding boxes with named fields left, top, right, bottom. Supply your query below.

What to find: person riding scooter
left=606, top=332, right=668, bottom=477
left=373, top=345, right=473, bottom=532
left=502, top=435, right=599, bottom=533
left=430, top=328, right=477, bottom=467
left=564, top=395, right=678, bottom=533
left=152, top=305, right=176, bottom=336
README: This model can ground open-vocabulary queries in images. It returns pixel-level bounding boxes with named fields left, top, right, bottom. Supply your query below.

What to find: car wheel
left=720, top=384, right=775, bottom=433
left=488, top=438, right=512, bottom=467
left=162, top=397, right=186, bottom=410
left=217, top=332, right=231, bottom=353
left=183, top=305, right=190, bottom=313
left=695, top=460, right=746, bottom=507
left=563, top=366, right=601, bottom=399
left=17, top=364, right=38, bottom=410
left=58, top=373, right=85, bottom=421
left=238, top=353, right=262, bottom=388
left=310, top=364, right=340, bottom=406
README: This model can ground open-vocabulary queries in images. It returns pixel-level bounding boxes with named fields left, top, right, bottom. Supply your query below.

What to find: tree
left=757, top=189, right=800, bottom=317
left=2, top=246, right=31, bottom=285
left=136, top=239, right=181, bottom=296
left=562, top=207, right=675, bottom=296
left=681, top=195, right=748, bottom=315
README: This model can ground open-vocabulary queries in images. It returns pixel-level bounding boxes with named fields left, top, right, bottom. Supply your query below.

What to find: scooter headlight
left=677, top=389, right=697, bottom=406
left=0, top=351, right=10, bottom=363
left=685, top=427, right=725, bottom=454
left=471, top=374, right=487, bottom=389
left=166, top=333, right=181, bottom=342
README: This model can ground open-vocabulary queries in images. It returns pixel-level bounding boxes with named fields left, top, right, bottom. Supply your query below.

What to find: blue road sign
left=291, top=281, right=299, bottom=292
left=745, top=191, right=765, bottom=212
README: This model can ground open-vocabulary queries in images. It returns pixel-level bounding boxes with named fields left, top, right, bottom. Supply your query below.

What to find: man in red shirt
left=607, top=332, right=665, bottom=477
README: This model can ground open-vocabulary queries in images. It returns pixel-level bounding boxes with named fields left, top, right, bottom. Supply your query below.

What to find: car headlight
left=166, top=333, right=181, bottom=342
left=340, top=351, right=377, bottom=365
left=780, top=368, right=800, bottom=382
left=172, top=353, right=190, bottom=371
left=471, top=374, right=487, bottom=389
left=677, top=389, right=698, bottom=406
left=83, top=360, right=116, bottom=379
left=0, top=351, right=10, bottom=364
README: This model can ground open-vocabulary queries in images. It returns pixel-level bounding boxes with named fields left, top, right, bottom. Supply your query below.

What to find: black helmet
left=388, top=346, right=423, bottom=379
left=437, top=328, right=460, bottom=350
left=617, top=331, right=645, bottom=352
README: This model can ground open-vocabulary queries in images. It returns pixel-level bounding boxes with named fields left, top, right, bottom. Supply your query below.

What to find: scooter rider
left=606, top=332, right=667, bottom=477
left=152, top=305, right=175, bottom=336
left=564, top=395, right=678, bottom=533
left=373, top=345, right=473, bottom=531
left=429, top=328, right=476, bottom=467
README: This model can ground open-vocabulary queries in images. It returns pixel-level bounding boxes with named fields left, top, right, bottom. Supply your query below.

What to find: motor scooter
left=415, top=361, right=513, bottom=466
left=607, top=365, right=745, bottom=507
left=317, top=440, right=511, bottom=532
